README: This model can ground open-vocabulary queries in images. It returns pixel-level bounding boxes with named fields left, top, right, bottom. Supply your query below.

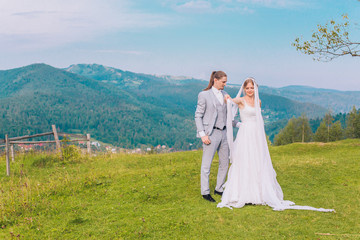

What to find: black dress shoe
left=214, top=190, right=223, bottom=196
left=202, top=194, right=216, bottom=202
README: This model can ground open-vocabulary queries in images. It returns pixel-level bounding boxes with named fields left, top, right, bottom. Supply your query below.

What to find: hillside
left=260, top=85, right=360, bottom=113
left=65, top=64, right=327, bottom=121
left=0, top=64, right=196, bottom=149
left=1, top=140, right=359, bottom=238
left=0, top=63, right=327, bottom=149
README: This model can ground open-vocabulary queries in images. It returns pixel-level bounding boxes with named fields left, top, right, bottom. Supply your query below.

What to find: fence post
left=86, top=134, right=91, bottom=155
left=11, top=144, right=15, bottom=162
left=52, top=124, right=61, bottom=154
left=5, top=134, right=10, bottom=176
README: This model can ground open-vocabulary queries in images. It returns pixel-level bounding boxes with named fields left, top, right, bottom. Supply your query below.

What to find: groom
left=195, top=71, right=239, bottom=202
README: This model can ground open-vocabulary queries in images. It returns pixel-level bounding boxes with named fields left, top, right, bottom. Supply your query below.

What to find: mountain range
left=0, top=63, right=358, bottom=149
left=260, top=85, right=360, bottom=113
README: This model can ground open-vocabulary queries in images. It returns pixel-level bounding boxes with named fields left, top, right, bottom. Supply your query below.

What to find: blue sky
left=0, top=0, right=359, bottom=90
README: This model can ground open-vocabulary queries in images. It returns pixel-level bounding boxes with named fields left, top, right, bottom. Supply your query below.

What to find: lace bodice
left=239, top=100, right=256, bottom=122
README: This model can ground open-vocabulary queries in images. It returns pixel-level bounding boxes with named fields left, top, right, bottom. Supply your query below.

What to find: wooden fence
left=0, top=124, right=91, bottom=176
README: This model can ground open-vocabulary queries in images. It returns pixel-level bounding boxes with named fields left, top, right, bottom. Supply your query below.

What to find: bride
left=217, top=77, right=334, bottom=212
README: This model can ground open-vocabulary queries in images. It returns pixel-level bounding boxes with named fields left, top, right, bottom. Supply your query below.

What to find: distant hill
left=0, top=64, right=197, bottom=149
left=66, top=64, right=327, bottom=122
left=0, top=63, right=327, bottom=149
left=260, top=85, right=360, bottom=113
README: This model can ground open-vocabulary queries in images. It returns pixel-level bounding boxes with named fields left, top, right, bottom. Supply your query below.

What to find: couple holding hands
left=195, top=71, right=334, bottom=212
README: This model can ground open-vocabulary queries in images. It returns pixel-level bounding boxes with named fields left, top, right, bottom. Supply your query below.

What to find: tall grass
left=0, top=139, right=359, bottom=239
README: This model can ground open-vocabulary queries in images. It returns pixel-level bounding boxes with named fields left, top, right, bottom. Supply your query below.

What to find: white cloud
left=171, top=0, right=307, bottom=13
left=95, top=49, right=149, bottom=56
left=176, top=1, right=212, bottom=11
left=236, top=0, right=306, bottom=8
left=173, top=0, right=255, bottom=13
left=0, top=0, right=169, bottom=50
left=171, top=0, right=306, bottom=14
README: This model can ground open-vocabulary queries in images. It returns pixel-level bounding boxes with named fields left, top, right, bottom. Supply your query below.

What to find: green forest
left=274, top=107, right=360, bottom=145
left=0, top=63, right=358, bottom=150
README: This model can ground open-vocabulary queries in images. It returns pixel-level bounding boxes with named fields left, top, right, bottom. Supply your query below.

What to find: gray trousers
left=201, top=129, right=229, bottom=195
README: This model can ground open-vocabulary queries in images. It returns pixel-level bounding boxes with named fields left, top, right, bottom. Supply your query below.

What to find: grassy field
left=1, top=139, right=360, bottom=239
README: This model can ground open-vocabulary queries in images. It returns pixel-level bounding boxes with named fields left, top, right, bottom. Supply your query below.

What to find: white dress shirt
left=199, top=87, right=240, bottom=137
left=211, top=86, right=224, bottom=105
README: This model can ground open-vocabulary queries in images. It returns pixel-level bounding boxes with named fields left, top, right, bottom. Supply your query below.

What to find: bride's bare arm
left=232, top=97, right=245, bottom=108
left=232, top=97, right=242, bottom=104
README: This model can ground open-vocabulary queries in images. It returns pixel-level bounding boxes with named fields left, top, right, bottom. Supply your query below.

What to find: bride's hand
left=224, top=94, right=231, bottom=103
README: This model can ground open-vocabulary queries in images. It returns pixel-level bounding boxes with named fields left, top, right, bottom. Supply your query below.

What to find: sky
left=0, top=0, right=359, bottom=90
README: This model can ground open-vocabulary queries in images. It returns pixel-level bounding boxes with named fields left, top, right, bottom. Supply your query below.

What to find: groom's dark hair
left=204, top=71, right=227, bottom=91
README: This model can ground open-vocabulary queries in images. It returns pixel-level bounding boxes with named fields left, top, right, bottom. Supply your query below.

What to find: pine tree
left=329, top=121, right=343, bottom=141
left=274, top=115, right=312, bottom=146
left=274, top=117, right=296, bottom=145
left=314, top=122, right=328, bottom=142
left=346, top=106, right=360, bottom=138
left=323, top=112, right=334, bottom=142
left=297, top=114, right=313, bottom=142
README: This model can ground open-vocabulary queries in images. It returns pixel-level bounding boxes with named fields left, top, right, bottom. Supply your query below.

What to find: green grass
left=1, top=139, right=360, bottom=239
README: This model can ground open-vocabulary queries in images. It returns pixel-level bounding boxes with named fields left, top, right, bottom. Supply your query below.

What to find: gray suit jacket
left=195, top=89, right=238, bottom=138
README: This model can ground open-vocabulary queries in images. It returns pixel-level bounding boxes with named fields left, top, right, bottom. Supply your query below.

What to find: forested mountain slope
left=0, top=63, right=328, bottom=149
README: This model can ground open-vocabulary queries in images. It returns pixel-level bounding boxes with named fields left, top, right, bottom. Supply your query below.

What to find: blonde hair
left=243, top=78, right=256, bottom=88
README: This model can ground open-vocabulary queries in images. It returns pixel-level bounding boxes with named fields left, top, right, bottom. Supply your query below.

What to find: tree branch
left=293, top=15, right=360, bottom=61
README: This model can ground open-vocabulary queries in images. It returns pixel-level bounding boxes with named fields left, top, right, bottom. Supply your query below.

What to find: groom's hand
left=201, top=136, right=211, bottom=145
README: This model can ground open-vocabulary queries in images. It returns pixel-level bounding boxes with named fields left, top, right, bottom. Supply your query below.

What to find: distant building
left=18, top=144, right=33, bottom=151
left=91, top=141, right=100, bottom=147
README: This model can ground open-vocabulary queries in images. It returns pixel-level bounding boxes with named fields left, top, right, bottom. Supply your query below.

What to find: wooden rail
left=8, top=132, right=54, bottom=141
left=1, top=124, right=91, bottom=176
left=58, top=133, right=87, bottom=139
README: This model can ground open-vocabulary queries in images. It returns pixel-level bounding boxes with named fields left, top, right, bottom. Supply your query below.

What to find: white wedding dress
left=217, top=78, right=334, bottom=212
